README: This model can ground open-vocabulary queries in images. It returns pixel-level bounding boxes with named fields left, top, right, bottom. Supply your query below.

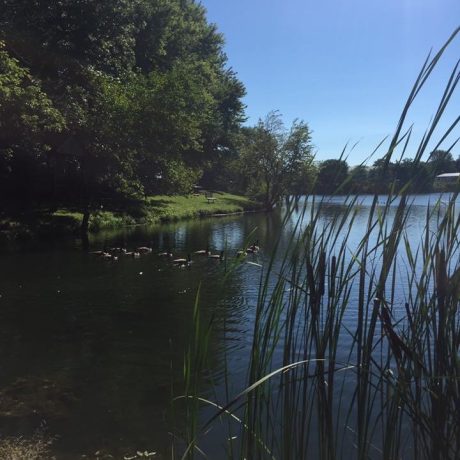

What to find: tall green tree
left=283, top=120, right=316, bottom=195
left=239, top=112, right=314, bottom=208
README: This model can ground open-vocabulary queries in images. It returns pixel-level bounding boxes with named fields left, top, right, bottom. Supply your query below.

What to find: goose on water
left=137, top=246, right=152, bottom=254
left=246, top=241, right=260, bottom=254
left=173, top=254, right=192, bottom=267
left=194, top=246, right=210, bottom=256
left=208, top=250, right=224, bottom=261
left=110, top=247, right=126, bottom=253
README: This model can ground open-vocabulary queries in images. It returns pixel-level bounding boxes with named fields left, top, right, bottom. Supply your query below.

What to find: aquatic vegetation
left=176, top=28, right=460, bottom=459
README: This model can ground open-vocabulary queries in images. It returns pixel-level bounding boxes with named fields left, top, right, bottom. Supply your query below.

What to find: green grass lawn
left=0, top=192, right=261, bottom=241
left=145, top=192, right=260, bottom=223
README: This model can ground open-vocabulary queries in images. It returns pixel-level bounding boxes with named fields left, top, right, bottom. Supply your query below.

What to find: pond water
left=0, top=193, right=456, bottom=458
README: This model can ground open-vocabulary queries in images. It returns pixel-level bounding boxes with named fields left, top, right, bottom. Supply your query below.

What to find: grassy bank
left=0, top=192, right=262, bottom=242
left=144, top=192, right=260, bottom=223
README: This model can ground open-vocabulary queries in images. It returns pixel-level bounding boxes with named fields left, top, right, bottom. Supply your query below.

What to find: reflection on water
left=0, top=193, right=457, bottom=458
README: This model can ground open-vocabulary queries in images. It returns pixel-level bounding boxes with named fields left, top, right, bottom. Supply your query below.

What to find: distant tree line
left=212, top=147, right=459, bottom=198
left=313, top=150, right=459, bottom=195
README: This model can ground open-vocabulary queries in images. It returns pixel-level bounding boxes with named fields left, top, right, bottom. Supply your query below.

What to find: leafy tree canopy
left=0, top=0, right=246, bottom=226
left=238, top=111, right=315, bottom=208
left=315, top=159, right=349, bottom=194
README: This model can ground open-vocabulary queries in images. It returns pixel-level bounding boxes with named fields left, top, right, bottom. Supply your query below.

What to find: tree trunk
left=81, top=208, right=90, bottom=236
left=265, top=176, right=272, bottom=210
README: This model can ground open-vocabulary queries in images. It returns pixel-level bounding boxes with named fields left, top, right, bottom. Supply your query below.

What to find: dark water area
left=0, top=194, right=457, bottom=458
left=0, top=211, right=271, bottom=458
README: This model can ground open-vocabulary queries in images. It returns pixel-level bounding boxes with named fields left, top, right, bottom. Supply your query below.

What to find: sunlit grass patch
left=145, top=192, right=261, bottom=223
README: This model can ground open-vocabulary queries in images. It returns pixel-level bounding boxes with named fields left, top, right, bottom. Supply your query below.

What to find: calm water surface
left=0, top=194, right=456, bottom=458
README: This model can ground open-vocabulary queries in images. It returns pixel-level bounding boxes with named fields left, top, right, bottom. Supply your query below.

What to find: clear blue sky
left=201, top=0, right=460, bottom=165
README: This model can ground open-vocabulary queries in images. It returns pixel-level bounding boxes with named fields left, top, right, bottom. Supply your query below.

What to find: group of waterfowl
left=90, top=241, right=260, bottom=267
left=89, top=246, right=152, bottom=261
left=166, top=249, right=225, bottom=267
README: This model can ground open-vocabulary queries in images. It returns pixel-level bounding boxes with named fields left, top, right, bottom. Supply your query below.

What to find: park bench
left=205, top=191, right=216, bottom=203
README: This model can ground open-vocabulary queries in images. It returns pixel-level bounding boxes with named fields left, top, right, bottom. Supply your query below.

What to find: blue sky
left=201, top=0, right=460, bottom=165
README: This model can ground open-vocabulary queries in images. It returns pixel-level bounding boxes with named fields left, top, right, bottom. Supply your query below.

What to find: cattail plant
left=175, top=27, right=460, bottom=460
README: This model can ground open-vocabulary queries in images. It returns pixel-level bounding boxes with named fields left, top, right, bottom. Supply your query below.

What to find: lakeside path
left=0, top=192, right=263, bottom=242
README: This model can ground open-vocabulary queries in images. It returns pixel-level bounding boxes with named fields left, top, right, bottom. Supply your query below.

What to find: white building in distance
left=434, top=172, right=460, bottom=191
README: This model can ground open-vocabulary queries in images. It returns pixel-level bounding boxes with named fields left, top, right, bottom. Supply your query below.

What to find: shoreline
left=0, top=192, right=264, bottom=244
left=207, top=208, right=264, bottom=218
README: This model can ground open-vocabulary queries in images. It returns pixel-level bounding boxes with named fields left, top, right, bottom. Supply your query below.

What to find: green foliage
left=0, top=0, right=138, bottom=75
left=427, top=149, right=456, bottom=175
left=236, top=112, right=315, bottom=208
left=0, top=42, right=65, bottom=139
left=0, top=192, right=258, bottom=241
left=157, top=160, right=202, bottom=195
left=347, top=164, right=370, bottom=193
left=315, top=158, right=349, bottom=194
left=312, top=152, right=458, bottom=195
left=88, top=211, right=136, bottom=231
left=0, top=41, right=65, bottom=203
left=283, top=119, right=317, bottom=195
left=0, top=0, right=247, bottom=227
